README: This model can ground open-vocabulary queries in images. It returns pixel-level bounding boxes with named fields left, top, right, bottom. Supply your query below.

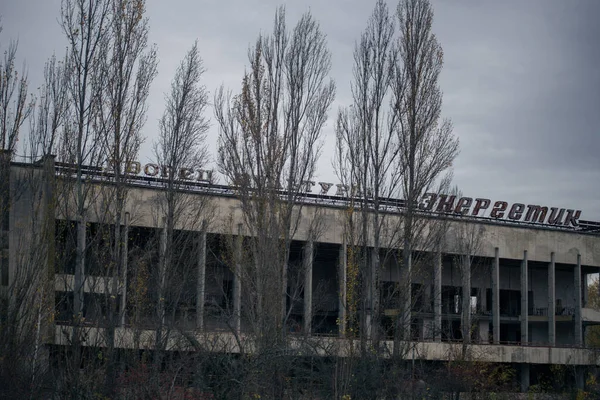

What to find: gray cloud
left=1, top=0, right=599, bottom=219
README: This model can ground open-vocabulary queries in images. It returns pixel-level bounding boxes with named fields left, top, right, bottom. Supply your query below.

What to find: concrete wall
left=43, top=171, right=600, bottom=268
left=53, top=325, right=600, bottom=366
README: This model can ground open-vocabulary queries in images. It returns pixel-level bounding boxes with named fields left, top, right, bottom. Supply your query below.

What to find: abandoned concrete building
left=2, top=156, right=600, bottom=393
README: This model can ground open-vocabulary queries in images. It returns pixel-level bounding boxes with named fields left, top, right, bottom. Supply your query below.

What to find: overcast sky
left=2, top=0, right=599, bottom=220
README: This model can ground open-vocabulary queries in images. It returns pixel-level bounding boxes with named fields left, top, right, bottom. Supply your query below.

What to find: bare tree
left=151, top=40, right=211, bottom=383
left=335, top=0, right=404, bottom=352
left=27, top=54, right=70, bottom=159
left=395, top=0, right=459, bottom=349
left=215, top=6, right=335, bottom=343
left=214, top=8, right=335, bottom=397
left=93, top=0, right=158, bottom=393
left=58, top=1, right=112, bottom=396
left=0, top=29, right=33, bottom=154
left=0, top=162, right=56, bottom=398
left=0, top=23, right=48, bottom=399
left=445, top=189, right=485, bottom=353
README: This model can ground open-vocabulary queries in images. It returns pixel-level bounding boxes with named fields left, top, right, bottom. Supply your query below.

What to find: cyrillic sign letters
left=418, top=193, right=581, bottom=227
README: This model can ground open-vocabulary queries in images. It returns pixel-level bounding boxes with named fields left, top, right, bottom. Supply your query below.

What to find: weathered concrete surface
left=582, top=307, right=600, bottom=323
left=411, top=341, right=599, bottom=366
left=50, top=179, right=600, bottom=267
left=53, top=325, right=600, bottom=366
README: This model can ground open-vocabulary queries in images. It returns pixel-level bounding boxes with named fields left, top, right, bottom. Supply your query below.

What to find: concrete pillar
left=119, top=212, right=129, bottom=326
left=403, top=251, right=412, bottom=341
left=338, top=240, right=347, bottom=337
left=37, top=155, right=56, bottom=375
left=575, top=253, right=583, bottom=346
left=583, top=273, right=589, bottom=307
left=370, top=247, right=380, bottom=339
left=159, top=217, right=167, bottom=325
left=74, top=209, right=87, bottom=320
left=42, top=155, right=56, bottom=339
left=521, top=250, right=528, bottom=344
left=232, top=224, right=242, bottom=334
left=303, top=240, right=313, bottom=335
left=434, top=252, right=442, bottom=342
left=196, top=220, right=207, bottom=330
left=461, top=256, right=471, bottom=344
left=363, top=248, right=374, bottom=339
left=548, top=252, right=556, bottom=346
left=492, top=248, right=500, bottom=344
left=520, top=363, right=530, bottom=392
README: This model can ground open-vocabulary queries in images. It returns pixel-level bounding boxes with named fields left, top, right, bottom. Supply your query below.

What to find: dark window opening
left=55, top=220, right=77, bottom=275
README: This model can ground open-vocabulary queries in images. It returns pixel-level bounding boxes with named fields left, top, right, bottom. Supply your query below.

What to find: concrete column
left=521, top=250, right=528, bottom=344
left=583, top=273, right=589, bottom=307
left=520, top=363, right=530, bottom=392
left=74, top=209, right=87, bottom=320
left=119, top=212, right=129, bottom=326
left=42, top=155, right=56, bottom=339
left=548, top=252, right=556, bottom=346
left=196, top=220, right=207, bottom=330
left=434, top=252, right=442, bottom=342
left=303, top=240, right=313, bottom=335
left=492, top=248, right=500, bottom=344
left=370, top=247, right=380, bottom=339
left=364, top=248, right=373, bottom=339
left=232, top=224, right=242, bottom=334
left=574, top=253, right=582, bottom=346
left=338, top=240, right=347, bottom=337
left=403, top=251, right=412, bottom=341
left=461, top=256, right=471, bottom=344
left=159, top=217, right=167, bottom=325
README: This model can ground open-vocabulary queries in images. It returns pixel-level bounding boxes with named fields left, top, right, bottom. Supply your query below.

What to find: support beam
left=548, top=252, right=556, bottom=346
left=403, top=251, right=412, bottom=341
left=521, top=250, right=528, bottom=344
left=196, top=220, right=207, bottom=330
left=158, top=217, right=167, bottom=325
left=338, top=240, right=347, bottom=337
left=492, top=247, right=500, bottom=344
left=575, top=253, right=583, bottom=346
left=583, top=273, right=589, bottom=307
left=120, top=212, right=130, bottom=326
left=462, top=255, right=471, bottom=344
left=74, top=210, right=87, bottom=320
left=232, top=224, right=242, bottom=334
left=370, top=247, right=380, bottom=340
left=303, top=240, right=313, bottom=335
left=434, top=252, right=442, bottom=342
left=42, top=154, right=56, bottom=340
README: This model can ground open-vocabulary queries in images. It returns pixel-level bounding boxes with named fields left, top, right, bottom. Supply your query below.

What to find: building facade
left=2, top=157, right=600, bottom=394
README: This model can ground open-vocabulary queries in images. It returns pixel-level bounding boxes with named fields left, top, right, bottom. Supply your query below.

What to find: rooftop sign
left=298, top=182, right=582, bottom=228
left=105, top=160, right=213, bottom=183
left=418, top=193, right=581, bottom=228
left=101, top=164, right=583, bottom=228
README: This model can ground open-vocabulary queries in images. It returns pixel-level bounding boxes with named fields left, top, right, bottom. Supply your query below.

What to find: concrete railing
left=53, top=325, right=600, bottom=366
left=582, top=307, right=600, bottom=323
